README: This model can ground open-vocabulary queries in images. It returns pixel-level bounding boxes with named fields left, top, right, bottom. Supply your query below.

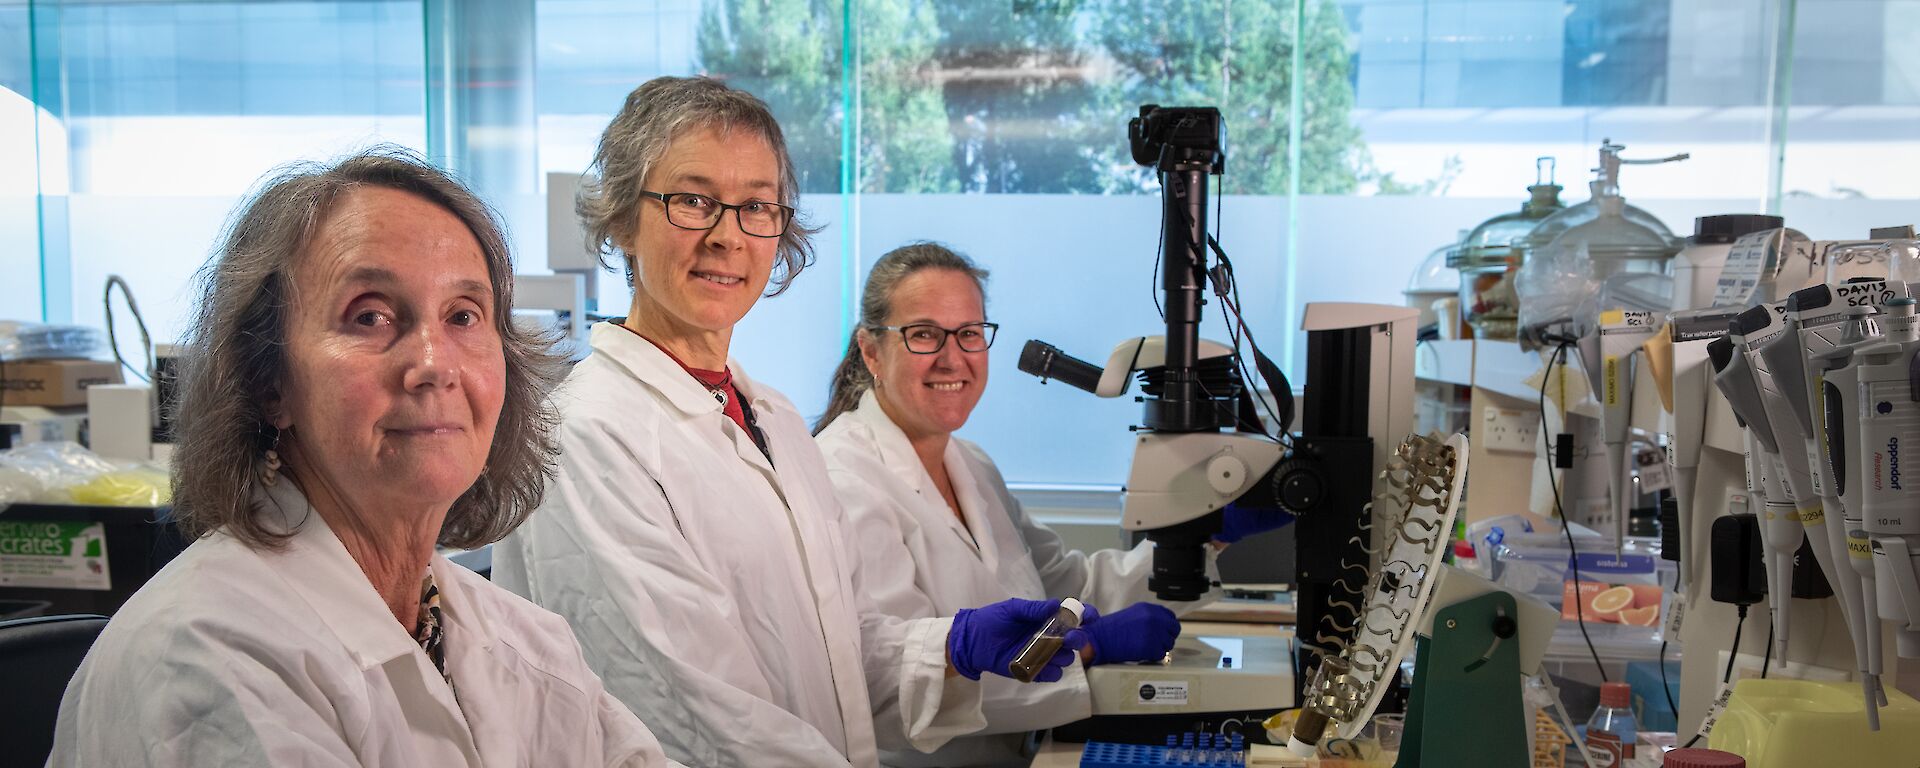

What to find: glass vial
left=1008, top=597, right=1085, bottom=682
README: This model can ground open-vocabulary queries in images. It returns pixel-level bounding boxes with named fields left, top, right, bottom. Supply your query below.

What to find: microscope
left=1019, top=105, right=1416, bottom=701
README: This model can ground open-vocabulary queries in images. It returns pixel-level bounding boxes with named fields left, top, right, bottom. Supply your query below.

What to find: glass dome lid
left=1547, top=195, right=1681, bottom=262
left=1447, top=158, right=1565, bottom=268
left=1521, top=140, right=1688, bottom=257
left=1409, top=232, right=1465, bottom=293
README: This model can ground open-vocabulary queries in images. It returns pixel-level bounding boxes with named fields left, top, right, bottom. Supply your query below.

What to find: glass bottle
left=1584, top=681, right=1638, bottom=768
left=1008, top=597, right=1084, bottom=682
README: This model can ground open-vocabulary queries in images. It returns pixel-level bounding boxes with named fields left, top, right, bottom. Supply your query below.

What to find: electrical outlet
left=1481, top=406, right=1540, bottom=454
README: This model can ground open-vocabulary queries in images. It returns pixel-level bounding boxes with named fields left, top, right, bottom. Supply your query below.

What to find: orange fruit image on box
left=1562, top=582, right=1663, bottom=623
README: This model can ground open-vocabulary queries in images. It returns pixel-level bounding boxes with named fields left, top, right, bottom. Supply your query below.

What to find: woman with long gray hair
left=490, top=76, right=1086, bottom=768
left=47, top=149, right=678, bottom=767
left=814, top=242, right=1294, bottom=767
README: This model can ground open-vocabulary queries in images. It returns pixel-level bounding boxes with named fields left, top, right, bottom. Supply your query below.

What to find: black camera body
left=1128, top=105, right=1226, bottom=173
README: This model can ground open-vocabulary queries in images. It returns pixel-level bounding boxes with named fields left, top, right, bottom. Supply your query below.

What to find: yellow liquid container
left=1711, top=679, right=1920, bottom=767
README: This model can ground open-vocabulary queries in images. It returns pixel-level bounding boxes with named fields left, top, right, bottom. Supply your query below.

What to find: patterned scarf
left=413, top=571, right=453, bottom=689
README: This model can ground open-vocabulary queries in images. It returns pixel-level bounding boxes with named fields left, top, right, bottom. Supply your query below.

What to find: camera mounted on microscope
left=1129, top=105, right=1226, bottom=173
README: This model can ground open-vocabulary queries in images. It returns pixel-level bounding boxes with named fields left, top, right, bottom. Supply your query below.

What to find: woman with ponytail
left=816, top=242, right=1211, bottom=768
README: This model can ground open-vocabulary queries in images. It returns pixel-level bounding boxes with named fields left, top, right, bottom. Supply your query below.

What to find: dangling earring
left=262, top=430, right=284, bottom=487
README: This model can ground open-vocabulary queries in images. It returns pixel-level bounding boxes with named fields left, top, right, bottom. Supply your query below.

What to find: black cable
left=1659, top=569, right=1679, bottom=722
left=1543, top=340, right=1608, bottom=683
left=1684, top=605, right=1750, bottom=749
left=1761, top=621, right=1774, bottom=679
left=1157, top=161, right=1292, bottom=445
left=1728, top=605, right=1752, bottom=681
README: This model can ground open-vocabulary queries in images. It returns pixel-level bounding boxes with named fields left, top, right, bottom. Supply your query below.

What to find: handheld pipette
left=1716, top=309, right=1801, bottom=662
left=1815, top=303, right=1887, bottom=727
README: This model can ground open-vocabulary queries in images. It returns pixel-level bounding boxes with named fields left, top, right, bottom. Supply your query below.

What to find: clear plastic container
left=1826, top=238, right=1920, bottom=289
left=1492, top=531, right=1675, bottom=659
left=0, top=323, right=106, bottom=362
left=1514, top=141, right=1688, bottom=336
left=1448, top=158, right=1566, bottom=340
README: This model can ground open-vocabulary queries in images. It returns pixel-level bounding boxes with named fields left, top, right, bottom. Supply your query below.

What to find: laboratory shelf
left=1413, top=338, right=1545, bottom=401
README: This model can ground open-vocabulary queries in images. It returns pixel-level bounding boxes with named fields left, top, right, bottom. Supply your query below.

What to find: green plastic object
left=1394, top=591, right=1528, bottom=768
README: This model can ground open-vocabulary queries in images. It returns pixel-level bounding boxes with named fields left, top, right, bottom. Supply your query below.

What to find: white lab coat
left=493, top=323, right=984, bottom=768
left=47, top=480, right=676, bottom=768
left=815, top=390, right=1220, bottom=767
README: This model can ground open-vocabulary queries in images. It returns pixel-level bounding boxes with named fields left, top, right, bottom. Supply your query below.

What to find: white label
left=0, top=520, right=111, bottom=590
left=1635, top=448, right=1672, bottom=493
left=1712, top=236, right=1774, bottom=307
left=1664, top=593, right=1686, bottom=638
left=1693, top=682, right=1736, bottom=742
left=1135, top=680, right=1190, bottom=706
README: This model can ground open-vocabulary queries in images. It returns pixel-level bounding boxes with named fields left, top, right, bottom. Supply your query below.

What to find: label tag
left=1664, top=594, right=1687, bottom=638
left=1135, top=680, right=1190, bottom=706
left=0, top=520, right=111, bottom=591
left=1693, top=682, right=1736, bottom=743
left=1713, top=235, right=1775, bottom=307
left=1636, top=448, right=1672, bottom=493
left=1798, top=505, right=1826, bottom=527
left=1604, top=356, right=1622, bottom=407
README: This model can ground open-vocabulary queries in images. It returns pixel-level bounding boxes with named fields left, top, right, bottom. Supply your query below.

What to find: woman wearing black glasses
left=492, top=78, right=1091, bottom=768
left=813, top=242, right=1196, bottom=768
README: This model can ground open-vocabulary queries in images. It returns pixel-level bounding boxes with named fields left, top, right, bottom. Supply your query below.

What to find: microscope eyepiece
left=1018, top=340, right=1104, bottom=394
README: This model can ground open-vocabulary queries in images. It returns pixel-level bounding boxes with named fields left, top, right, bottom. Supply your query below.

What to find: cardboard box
left=1, top=360, right=124, bottom=407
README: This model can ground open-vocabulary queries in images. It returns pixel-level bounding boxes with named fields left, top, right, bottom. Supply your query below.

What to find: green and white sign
left=0, top=520, right=111, bottom=590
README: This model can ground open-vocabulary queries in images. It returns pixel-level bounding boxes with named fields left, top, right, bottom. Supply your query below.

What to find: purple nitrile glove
left=1216, top=502, right=1298, bottom=544
left=947, top=597, right=1089, bottom=682
left=1085, top=602, right=1180, bottom=665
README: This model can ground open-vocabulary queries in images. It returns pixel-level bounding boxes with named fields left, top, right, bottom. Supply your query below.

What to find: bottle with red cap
left=1585, top=681, right=1638, bottom=767
left=1663, top=747, right=1745, bottom=767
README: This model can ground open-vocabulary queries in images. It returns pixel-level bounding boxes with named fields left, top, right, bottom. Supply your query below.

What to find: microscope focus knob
left=1207, top=454, right=1249, bottom=495
left=1275, top=462, right=1323, bottom=512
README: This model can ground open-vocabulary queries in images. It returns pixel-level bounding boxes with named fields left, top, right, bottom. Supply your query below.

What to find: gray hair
left=579, top=76, right=818, bottom=294
left=813, top=241, right=989, bottom=434
left=170, top=147, right=563, bottom=551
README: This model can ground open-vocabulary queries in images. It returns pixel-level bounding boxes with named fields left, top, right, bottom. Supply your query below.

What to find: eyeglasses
left=641, top=191, right=794, bottom=238
left=869, top=322, right=999, bottom=354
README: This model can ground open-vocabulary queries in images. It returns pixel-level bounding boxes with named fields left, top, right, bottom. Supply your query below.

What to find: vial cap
left=1059, top=598, right=1085, bottom=621
left=1600, top=681, right=1632, bottom=708
left=1663, top=747, right=1745, bottom=767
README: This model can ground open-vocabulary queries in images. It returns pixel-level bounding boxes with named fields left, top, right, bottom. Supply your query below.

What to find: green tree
left=930, top=0, right=1108, bottom=193
left=855, top=0, right=957, bottom=192
left=697, top=0, right=842, bottom=192
left=1085, top=0, right=1365, bottom=195
left=697, top=0, right=956, bottom=193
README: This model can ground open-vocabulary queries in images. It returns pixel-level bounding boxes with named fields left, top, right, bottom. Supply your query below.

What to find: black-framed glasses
left=641, top=191, right=794, bottom=238
left=869, top=322, right=999, bottom=354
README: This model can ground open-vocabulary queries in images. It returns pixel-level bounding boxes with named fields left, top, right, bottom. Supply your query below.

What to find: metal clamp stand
left=1396, top=591, right=1528, bottom=768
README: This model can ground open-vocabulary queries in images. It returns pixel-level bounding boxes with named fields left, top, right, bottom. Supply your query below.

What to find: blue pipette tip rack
left=1078, top=737, right=1249, bottom=767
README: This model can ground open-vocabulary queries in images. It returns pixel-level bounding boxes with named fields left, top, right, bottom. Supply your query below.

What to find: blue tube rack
left=1078, top=732, right=1247, bottom=767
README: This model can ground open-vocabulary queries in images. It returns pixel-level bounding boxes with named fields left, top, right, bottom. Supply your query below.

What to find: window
left=14, top=0, right=424, bottom=345
left=12, top=0, right=1913, bottom=488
